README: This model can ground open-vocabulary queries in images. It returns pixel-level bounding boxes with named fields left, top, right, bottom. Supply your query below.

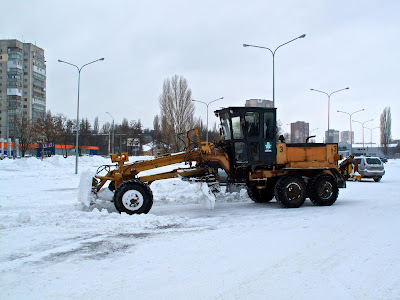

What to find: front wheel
left=114, top=179, right=153, bottom=214
left=373, top=177, right=382, bottom=182
left=274, top=175, right=307, bottom=208
left=247, top=186, right=274, bottom=203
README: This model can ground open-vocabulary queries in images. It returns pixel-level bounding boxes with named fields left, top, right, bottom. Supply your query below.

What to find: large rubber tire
left=247, top=186, right=274, bottom=203
left=274, top=175, right=307, bottom=208
left=114, top=179, right=153, bottom=214
left=373, top=177, right=382, bottom=182
left=309, top=173, right=339, bottom=206
left=108, top=181, right=115, bottom=192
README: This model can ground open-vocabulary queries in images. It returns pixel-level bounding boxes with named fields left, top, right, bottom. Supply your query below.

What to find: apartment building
left=325, top=129, right=339, bottom=143
left=340, top=130, right=354, bottom=144
left=290, top=121, right=309, bottom=143
left=0, top=39, right=46, bottom=139
left=245, top=99, right=273, bottom=108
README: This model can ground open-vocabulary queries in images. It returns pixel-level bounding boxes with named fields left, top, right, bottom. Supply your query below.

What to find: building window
left=24, top=72, right=28, bottom=75
left=23, top=105, right=27, bottom=108
left=24, top=98, right=27, bottom=101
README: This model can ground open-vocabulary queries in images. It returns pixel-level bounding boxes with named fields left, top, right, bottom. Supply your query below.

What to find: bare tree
left=93, top=116, right=99, bottom=134
left=15, top=116, right=36, bottom=157
left=159, top=75, right=195, bottom=152
left=380, top=107, right=392, bottom=155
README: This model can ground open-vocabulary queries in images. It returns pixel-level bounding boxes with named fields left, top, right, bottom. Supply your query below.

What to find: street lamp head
left=345, top=87, right=349, bottom=90
left=100, top=58, right=105, bottom=61
left=243, top=44, right=249, bottom=47
left=299, top=34, right=306, bottom=38
left=58, top=59, right=62, bottom=63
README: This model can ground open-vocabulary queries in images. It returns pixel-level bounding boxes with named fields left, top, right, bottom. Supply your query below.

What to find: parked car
left=379, top=157, right=388, bottom=163
left=353, top=156, right=385, bottom=182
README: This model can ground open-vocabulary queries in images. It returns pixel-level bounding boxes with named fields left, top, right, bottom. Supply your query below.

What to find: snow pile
left=78, top=169, right=96, bottom=207
left=199, top=182, right=216, bottom=209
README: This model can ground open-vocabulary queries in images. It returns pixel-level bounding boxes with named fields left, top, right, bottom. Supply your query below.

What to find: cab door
left=260, top=110, right=276, bottom=166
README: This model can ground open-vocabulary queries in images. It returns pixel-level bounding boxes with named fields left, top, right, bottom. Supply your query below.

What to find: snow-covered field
left=1, top=155, right=399, bottom=299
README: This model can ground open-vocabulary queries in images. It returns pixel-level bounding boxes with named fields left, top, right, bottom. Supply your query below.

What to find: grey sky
left=1, top=0, right=399, bottom=144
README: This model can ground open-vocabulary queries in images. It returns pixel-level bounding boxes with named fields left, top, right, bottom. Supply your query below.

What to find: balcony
left=33, top=65, right=46, bottom=76
left=33, top=98, right=46, bottom=106
left=7, top=47, right=22, bottom=54
left=7, top=88, right=22, bottom=96
left=7, top=60, right=23, bottom=70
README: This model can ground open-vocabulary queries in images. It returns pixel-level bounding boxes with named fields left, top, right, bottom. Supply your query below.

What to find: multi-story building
left=245, top=99, right=273, bottom=108
left=325, top=129, right=339, bottom=143
left=290, top=121, right=309, bottom=143
left=0, top=39, right=46, bottom=139
left=340, top=130, right=354, bottom=144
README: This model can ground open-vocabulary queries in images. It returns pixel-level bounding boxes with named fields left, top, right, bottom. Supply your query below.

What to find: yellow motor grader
left=91, top=107, right=354, bottom=214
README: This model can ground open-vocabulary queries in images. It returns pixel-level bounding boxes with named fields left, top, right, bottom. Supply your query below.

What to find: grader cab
left=91, top=106, right=354, bottom=214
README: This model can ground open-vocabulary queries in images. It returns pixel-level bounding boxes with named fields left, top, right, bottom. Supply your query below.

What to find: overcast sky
left=1, top=0, right=399, bottom=144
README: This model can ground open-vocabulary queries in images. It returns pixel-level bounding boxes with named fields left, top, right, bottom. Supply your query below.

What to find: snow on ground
left=0, top=155, right=399, bottom=299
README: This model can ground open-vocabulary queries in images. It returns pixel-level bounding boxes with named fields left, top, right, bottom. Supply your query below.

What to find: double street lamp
left=365, top=126, right=380, bottom=148
left=337, top=108, right=364, bottom=155
left=192, top=97, right=224, bottom=142
left=243, top=34, right=306, bottom=108
left=310, top=87, right=349, bottom=143
left=353, top=119, right=373, bottom=153
left=58, top=58, right=105, bottom=174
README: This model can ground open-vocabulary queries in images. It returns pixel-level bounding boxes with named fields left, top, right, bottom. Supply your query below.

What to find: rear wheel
left=114, top=179, right=153, bottom=214
left=373, top=177, right=382, bottom=182
left=274, top=175, right=307, bottom=208
left=309, top=173, right=339, bottom=206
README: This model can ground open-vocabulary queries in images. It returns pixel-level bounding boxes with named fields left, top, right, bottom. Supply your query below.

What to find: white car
left=353, top=156, right=385, bottom=182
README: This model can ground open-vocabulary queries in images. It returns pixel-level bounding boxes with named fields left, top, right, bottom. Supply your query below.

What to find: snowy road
left=1, top=156, right=399, bottom=299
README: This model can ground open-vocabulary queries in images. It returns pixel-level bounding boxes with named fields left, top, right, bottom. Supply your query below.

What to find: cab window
left=234, top=142, right=248, bottom=163
left=264, top=112, right=274, bottom=139
left=245, top=112, right=259, bottom=137
left=220, top=113, right=231, bottom=140
left=232, top=116, right=243, bottom=139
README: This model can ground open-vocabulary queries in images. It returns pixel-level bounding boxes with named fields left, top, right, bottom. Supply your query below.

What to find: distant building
left=245, top=99, right=273, bottom=108
left=325, top=129, right=339, bottom=143
left=290, top=121, right=309, bottom=143
left=340, top=130, right=354, bottom=144
left=0, top=39, right=46, bottom=140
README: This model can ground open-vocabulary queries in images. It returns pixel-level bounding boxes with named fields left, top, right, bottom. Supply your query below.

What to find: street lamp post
left=243, top=34, right=306, bottom=108
left=353, top=119, right=373, bottom=154
left=310, top=87, right=349, bottom=143
left=337, top=109, right=364, bottom=155
left=58, top=58, right=104, bottom=174
left=192, top=97, right=224, bottom=142
left=365, top=126, right=380, bottom=148
left=310, top=128, right=319, bottom=134
left=106, top=112, right=115, bottom=154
